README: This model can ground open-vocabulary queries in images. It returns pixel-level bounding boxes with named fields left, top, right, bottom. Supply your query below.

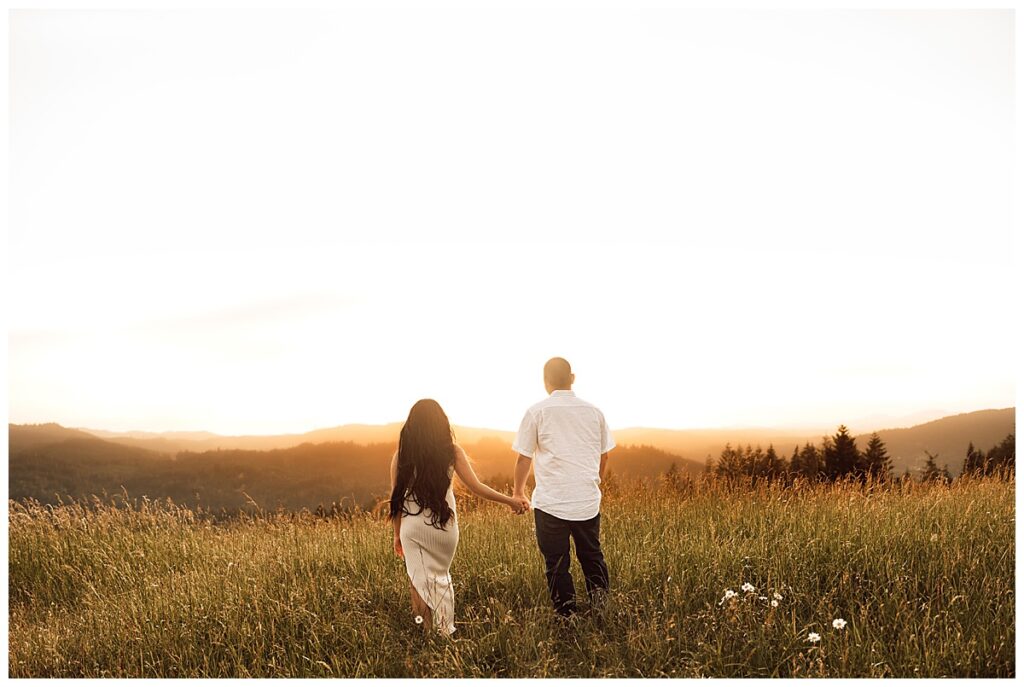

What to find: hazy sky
left=8, top=9, right=1015, bottom=435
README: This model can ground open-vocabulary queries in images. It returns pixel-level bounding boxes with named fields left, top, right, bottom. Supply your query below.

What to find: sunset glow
left=8, top=9, right=1015, bottom=435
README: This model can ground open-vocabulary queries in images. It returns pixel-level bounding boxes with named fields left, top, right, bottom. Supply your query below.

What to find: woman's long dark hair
left=388, top=399, right=456, bottom=529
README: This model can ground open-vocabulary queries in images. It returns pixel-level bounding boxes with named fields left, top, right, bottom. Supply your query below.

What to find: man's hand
left=393, top=534, right=404, bottom=559
left=507, top=495, right=529, bottom=514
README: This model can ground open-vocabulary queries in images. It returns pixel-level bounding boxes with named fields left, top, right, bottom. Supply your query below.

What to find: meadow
left=7, top=476, right=1015, bottom=678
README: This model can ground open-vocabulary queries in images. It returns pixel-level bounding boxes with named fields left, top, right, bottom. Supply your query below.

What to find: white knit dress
left=400, top=478, right=459, bottom=635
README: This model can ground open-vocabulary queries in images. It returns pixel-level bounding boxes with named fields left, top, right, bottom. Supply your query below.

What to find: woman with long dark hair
left=389, top=399, right=527, bottom=635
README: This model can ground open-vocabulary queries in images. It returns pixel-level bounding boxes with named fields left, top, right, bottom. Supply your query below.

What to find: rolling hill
left=859, top=408, right=1015, bottom=476
left=77, top=423, right=516, bottom=454
left=8, top=408, right=1014, bottom=510
left=79, top=409, right=1013, bottom=477
left=9, top=423, right=108, bottom=450
left=8, top=428, right=703, bottom=511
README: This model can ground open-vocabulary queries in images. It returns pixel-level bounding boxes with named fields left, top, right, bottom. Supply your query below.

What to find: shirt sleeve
left=511, top=409, right=538, bottom=458
left=599, top=411, right=616, bottom=454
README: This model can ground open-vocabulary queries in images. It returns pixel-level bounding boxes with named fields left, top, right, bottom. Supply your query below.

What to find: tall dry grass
left=7, top=476, right=1015, bottom=677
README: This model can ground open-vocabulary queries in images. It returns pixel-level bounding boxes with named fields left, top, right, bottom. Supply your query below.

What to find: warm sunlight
left=6, top=7, right=1017, bottom=679
left=8, top=9, right=1015, bottom=435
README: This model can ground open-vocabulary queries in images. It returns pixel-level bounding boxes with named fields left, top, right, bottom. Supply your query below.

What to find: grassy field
left=7, top=476, right=1015, bottom=678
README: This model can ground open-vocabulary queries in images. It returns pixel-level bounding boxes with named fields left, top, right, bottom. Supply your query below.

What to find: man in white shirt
left=512, top=357, right=615, bottom=616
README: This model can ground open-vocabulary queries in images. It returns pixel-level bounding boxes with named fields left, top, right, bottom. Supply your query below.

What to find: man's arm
left=513, top=454, right=533, bottom=501
left=511, top=408, right=537, bottom=507
left=599, top=452, right=609, bottom=481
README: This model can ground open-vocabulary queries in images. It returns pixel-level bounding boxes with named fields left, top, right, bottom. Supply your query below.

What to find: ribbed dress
left=399, top=476, right=459, bottom=635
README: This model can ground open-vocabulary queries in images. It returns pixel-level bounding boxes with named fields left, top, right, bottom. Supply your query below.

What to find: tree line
left=692, top=425, right=1015, bottom=485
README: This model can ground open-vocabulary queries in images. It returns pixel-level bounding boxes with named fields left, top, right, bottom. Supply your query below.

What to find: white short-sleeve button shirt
left=512, top=389, right=616, bottom=521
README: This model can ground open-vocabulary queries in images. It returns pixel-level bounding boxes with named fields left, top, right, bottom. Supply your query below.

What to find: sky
left=8, top=9, right=1016, bottom=435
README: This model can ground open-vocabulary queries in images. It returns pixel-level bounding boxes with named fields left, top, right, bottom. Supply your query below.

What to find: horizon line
left=10, top=406, right=1014, bottom=439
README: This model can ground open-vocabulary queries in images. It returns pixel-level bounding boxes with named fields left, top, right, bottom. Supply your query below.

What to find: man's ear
left=570, top=373, right=576, bottom=386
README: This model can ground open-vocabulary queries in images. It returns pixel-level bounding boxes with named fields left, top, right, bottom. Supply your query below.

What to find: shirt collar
left=550, top=389, right=576, bottom=397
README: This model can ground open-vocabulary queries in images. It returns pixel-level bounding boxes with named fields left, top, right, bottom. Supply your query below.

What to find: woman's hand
left=508, top=495, right=530, bottom=515
left=455, top=444, right=531, bottom=513
left=393, top=534, right=404, bottom=559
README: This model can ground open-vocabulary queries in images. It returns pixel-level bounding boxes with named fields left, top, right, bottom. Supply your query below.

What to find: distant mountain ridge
left=7, top=408, right=1014, bottom=511
left=71, top=407, right=1013, bottom=468
left=861, top=408, right=1015, bottom=475
left=70, top=407, right=1016, bottom=473
left=72, top=423, right=517, bottom=455
left=60, top=407, right=1017, bottom=474
left=8, top=423, right=100, bottom=450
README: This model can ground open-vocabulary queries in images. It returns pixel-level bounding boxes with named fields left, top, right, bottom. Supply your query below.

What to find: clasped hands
left=508, top=494, right=530, bottom=515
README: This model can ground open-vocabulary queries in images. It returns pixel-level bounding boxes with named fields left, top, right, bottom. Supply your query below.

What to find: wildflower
left=741, top=583, right=755, bottom=593
left=832, top=618, right=847, bottom=630
left=414, top=615, right=424, bottom=625
left=770, top=600, right=779, bottom=608
left=667, top=576, right=672, bottom=582
left=773, top=592, right=783, bottom=600
left=808, top=632, right=821, bottom=643
left=758, top=595, right=767, bottom=601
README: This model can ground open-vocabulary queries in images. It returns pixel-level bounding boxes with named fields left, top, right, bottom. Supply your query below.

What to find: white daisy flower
left=414, top=615, right=424, bottom=625
left=723, top=589, right=737, bottom=599
left=741, top=583, right=756, bottom=593
left=770, top=599, right=779, bottom=608
left=808, top=632, right=821, bottom=643
left=832, top=618, right=847, bottom=630
left=772, top=592, right=783, bottom=601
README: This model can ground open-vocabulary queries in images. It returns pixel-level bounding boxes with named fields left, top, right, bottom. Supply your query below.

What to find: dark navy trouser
left=534, top=508, right=609, bottom=615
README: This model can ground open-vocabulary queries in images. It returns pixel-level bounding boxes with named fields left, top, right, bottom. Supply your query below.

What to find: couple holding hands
left=388, top=357, right=615, bottom=635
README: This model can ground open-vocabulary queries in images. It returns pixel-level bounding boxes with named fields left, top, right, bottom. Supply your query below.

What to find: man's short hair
left=543, top=357, right=572, bottom=387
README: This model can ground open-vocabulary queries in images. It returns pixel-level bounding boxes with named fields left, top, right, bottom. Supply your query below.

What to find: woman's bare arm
left=454, top=445, right=525, bottom=512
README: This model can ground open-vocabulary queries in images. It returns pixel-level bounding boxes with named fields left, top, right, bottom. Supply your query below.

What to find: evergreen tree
left=959, top=435, right=1015, bottom=479
left=921, top=451, right=951, bottom=483
left=764, top=444, right=786, bottom=479
left=741, top=444, right=757, bottom=478
left=962, top=441, right=986, bottom=476
left=792, top=442, right=822, bottom=480
left=985, top=434, right=1016, bottom=476
left=750, top=445, right=767, bottom=479
left=860, top=433, right=893, bottom=480
left=715, top=443, right=745, bottom=479
left=824, top=425, right=860, bottom=480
